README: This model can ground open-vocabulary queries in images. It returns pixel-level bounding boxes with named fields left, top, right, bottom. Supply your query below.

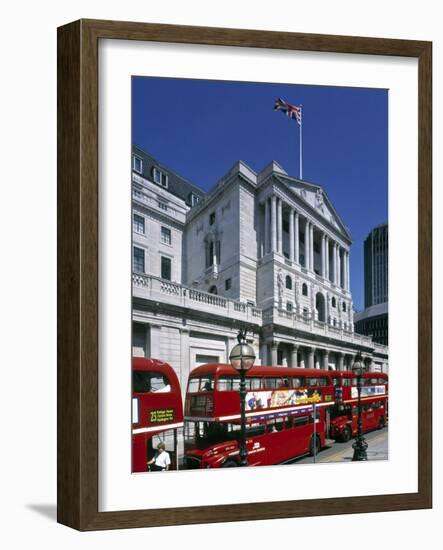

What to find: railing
left=269, top=307, right=387, bottom=354
left=132, top=273, right=388, bottom=356
left=133, top=273, right=262, bottom=324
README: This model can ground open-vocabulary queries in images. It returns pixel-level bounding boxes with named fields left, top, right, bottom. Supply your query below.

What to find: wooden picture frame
left=57, top=19, right=432, bottom=530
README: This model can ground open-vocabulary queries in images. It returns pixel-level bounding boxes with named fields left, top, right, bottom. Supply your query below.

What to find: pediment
left=278, top=176, right=351, bottom=240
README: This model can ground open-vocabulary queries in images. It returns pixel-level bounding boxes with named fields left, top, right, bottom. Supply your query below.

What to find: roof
left=132, top=357, right=174, bottom=373
left=354, top=302, right=388, bottom=322
left=132, top=145, right=206, bottom=207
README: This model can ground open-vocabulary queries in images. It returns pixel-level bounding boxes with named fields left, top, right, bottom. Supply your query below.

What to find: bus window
left=263, top=378, right=281, bottom=389
left=150, top=375, right=171, bottom=392
left=247, top=422, right=265, bottom=437
left=319, top=378, right=328, bottom=387
left=200, top=377, right=214, bottom=391
left=306, top=378, right=318, bottom=387
left=285, top=416, right=293, bottom=429
left=133, top=371, right=170, bottom=393
left=294, top=415, right=309, bottom=427
left=247, top=377, right=262, bottom=390
left=188, top=378, right=200, bottom=393
left=289, top=377, right=303, bottom=388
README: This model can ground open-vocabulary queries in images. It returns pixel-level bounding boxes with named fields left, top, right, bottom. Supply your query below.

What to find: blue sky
left=132, top=77, right=388, bottom=311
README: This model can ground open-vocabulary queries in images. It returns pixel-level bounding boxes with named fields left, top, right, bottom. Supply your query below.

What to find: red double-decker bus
left=132, top=358, right=184, bottom=472
left=183, top=364, right=335, bottom=469
left=329, top=371, right=388, bottom=442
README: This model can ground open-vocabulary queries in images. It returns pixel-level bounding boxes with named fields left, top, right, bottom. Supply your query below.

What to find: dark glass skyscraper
left=364, top=224, right=388, bottom=308
left=356, top=223, right=388, bottom=346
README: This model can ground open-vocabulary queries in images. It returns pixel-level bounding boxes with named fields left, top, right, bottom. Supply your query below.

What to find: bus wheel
left=309, top=435, right=321, bottom=456
left=340, top=426, right=351, bottom=443
left=378, top=417, right=386, bottom=429
left=221, top=460, right=238, bottom=468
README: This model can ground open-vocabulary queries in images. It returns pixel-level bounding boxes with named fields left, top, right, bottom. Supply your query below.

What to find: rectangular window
left=153, top=167, right=168, bottom=188
left=158, top=201, right=168, bottom=211
left=209, top=212, right=216, bottom=225
left=286, top=302, right=293, bottom=312
left=133, top=214, right=145, bottom=234
left=133, top=247, right=145, bottom=273
left=161, top=256, right=171, bottom=281
left=189, top=193, right=200, bottom=207
left=294, top=415, right=309, bottom=427
left=133, top=155, right=143, bottom=173
left=161, top=226, right=172, bottom=245
left=225, top=278, right=232, bottom=291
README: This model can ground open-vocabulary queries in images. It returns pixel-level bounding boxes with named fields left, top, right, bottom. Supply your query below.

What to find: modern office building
left=364, top=223, right=388, bottom=308
left=355, top=224, right=389, bottom=345
left=131, top=145, right=389, bottom=389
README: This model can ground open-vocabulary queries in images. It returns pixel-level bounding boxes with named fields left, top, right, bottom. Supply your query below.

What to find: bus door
left=150, top=429, right=178, bottom=470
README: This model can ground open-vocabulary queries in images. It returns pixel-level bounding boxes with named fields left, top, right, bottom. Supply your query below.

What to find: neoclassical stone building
left=132, top=145, right=388, bottom=393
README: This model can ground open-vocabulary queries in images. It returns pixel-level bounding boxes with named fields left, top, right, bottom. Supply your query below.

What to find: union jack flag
left=274, top=97, right=301, bottom=124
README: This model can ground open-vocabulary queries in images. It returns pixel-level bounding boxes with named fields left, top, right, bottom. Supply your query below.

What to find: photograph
left=130, top=76, right=389, bottom=472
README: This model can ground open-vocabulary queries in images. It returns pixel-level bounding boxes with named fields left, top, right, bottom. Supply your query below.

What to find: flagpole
left=299, top=104, right=303, bottom=180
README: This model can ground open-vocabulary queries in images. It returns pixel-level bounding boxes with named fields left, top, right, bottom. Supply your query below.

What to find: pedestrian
left=147, top=442, right=171, bottom=472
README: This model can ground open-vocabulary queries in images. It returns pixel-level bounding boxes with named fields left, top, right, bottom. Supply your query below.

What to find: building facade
left=132, top=145, right=389, bottom=396
left=364, top=223, right=388, bottom=308
left=355, top=223, right=389, bottom=345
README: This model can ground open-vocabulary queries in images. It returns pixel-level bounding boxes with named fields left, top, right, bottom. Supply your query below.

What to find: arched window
left=302, top=283, right=308, bottom=296
left=342, top=302, right=347, bottom=312
left=285, top=275, right=292, bottom=290
left=332, top=297, right=337, bottom=308
left=208, top=285, right=218, bottom=295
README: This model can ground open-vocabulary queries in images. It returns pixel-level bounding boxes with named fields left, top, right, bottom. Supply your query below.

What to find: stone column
left=264, top=198, right=270, bottom=255
left=144, top=324, right=151, bottom=357
left=308, top=347, right=315, bottom=369
left=271, top=195, right=277, bottom=253
left=260, top=342, right=268, bottom=366
left=337, top=246, right=342, bottom=287
left=289, top=208, right=294, bottom=262
left=294, top=212, right=300, bottom=264
left=337, top=351, right=344, bottom=371
left=332, top=242, right=337, bottom=284
left=290, top=344, right=299, bottom=368
left=310, top=223, right=314, bottom=272
left=180, top=329, right=191, bottom=399
left=304, top=220, right=310, bottom=269
left=346, top=251, right=350, bottom=290
left=271, top=341, right=278, bottom=365
left=322, top=349, right=329, bottom=370
left=325, top=236, right=330, bottom=281
left=277, top=198, right=283, bottom=254
left=321, top=233, right=326, bottom=278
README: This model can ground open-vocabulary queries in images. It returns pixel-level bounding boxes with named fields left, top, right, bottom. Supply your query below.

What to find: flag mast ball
left=273, top=97, right=303, bottom=179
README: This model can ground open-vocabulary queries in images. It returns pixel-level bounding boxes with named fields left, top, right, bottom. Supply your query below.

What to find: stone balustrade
left=132, top=273, right=387, bottom=356
left=133, top=273, right=262, bottom=324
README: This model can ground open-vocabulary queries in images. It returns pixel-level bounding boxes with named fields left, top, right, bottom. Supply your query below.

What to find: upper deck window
left=133, top=371, right=171, bottom=393
left=187, top=376, right=215, bottom=393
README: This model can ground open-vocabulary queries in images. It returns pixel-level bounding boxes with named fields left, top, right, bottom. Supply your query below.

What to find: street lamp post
left=229, top=328, right=256, bottom=467
left=352, top=351, right=368, bottom=461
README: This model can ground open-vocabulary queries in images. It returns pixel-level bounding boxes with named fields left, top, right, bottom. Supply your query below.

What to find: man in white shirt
left=148, top=442, right=171, bottom=471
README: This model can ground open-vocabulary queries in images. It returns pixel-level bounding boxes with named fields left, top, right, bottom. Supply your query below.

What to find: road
left=288, top=427, right=388, bottom=464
